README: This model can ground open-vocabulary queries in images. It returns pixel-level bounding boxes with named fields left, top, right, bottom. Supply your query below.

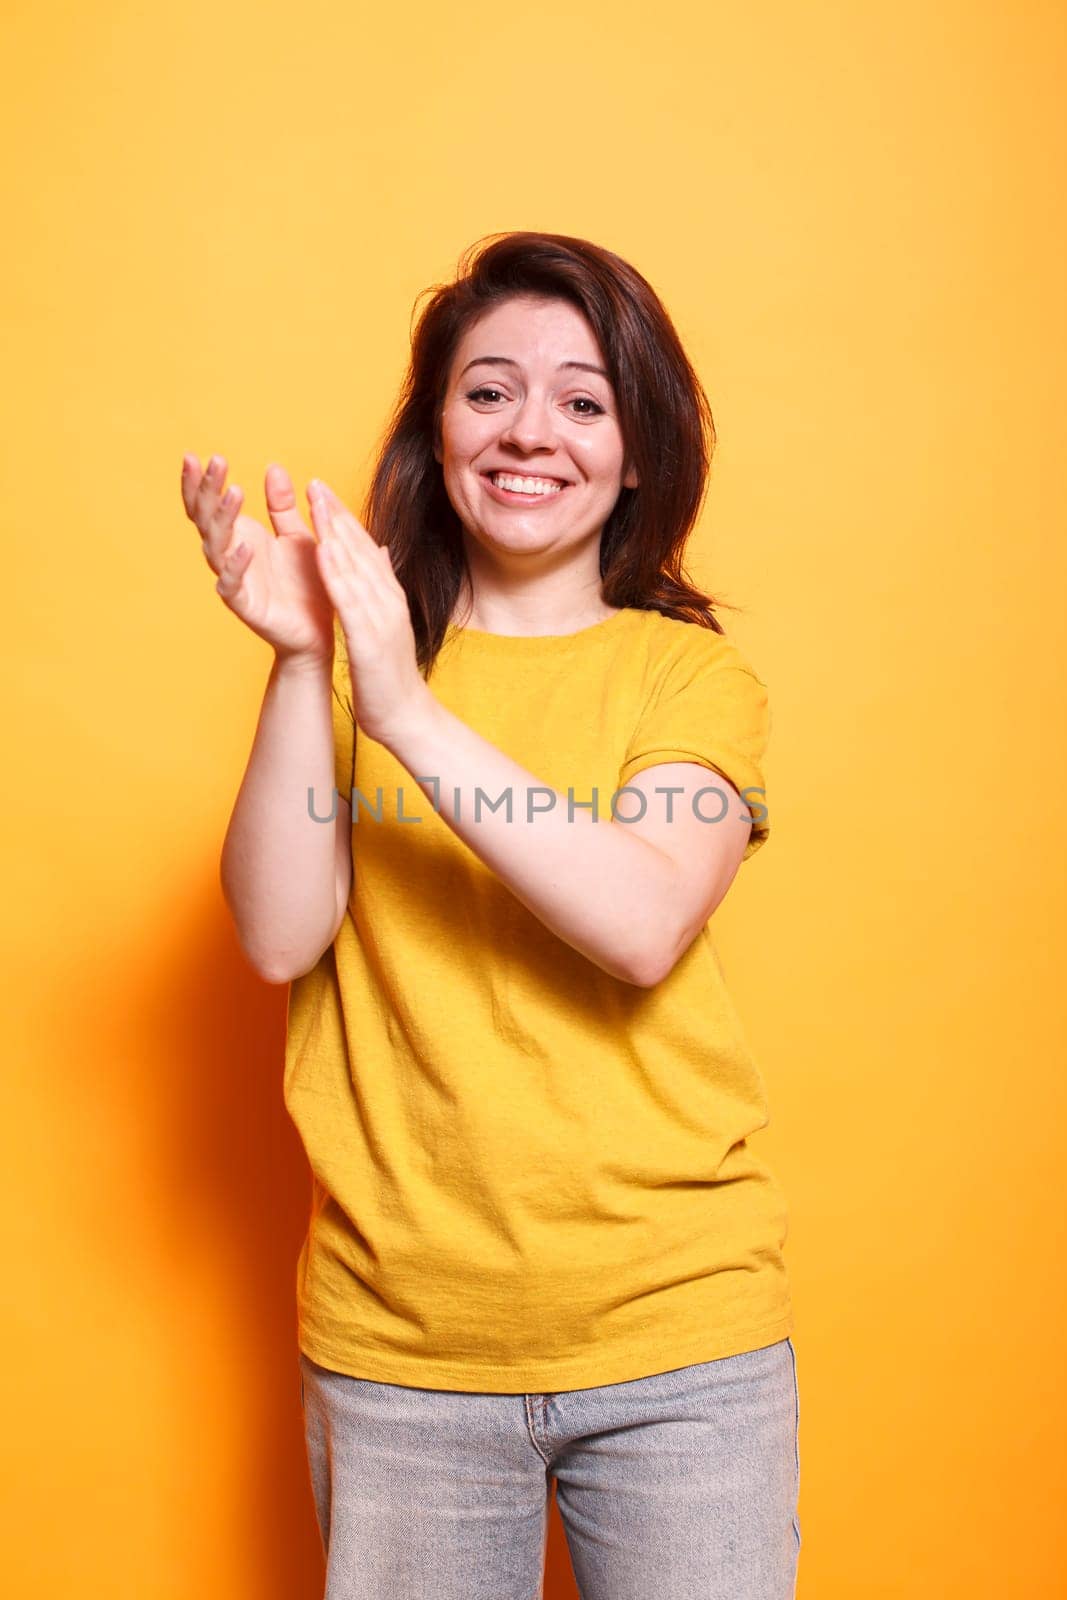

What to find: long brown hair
left=359, top=231, right=739, bottom=678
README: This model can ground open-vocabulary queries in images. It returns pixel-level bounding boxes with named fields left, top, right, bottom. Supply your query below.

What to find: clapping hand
left=181, top=454, right=336, bottom=665
left=307, top=479, right=432, bottom=747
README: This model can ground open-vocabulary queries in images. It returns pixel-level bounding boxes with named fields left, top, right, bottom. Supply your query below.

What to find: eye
left=465, top=386, right=605, bottom=417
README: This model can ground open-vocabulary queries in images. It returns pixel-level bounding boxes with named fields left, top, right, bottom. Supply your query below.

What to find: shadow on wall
left=99, top=883, right=584, bottom=1599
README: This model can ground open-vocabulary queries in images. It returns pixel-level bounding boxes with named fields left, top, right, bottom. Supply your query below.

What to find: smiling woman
left=188, top=229, right=800, bottom=1600
left=355, top=231, right=726, bottom=661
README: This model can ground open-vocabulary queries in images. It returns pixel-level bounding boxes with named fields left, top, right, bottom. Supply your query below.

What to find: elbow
left=625, top=956, right=673, bottom=990
left=256, top=943, right=333, bottom=985
left=234, top=937, right=329, bottom=987
left=256, top=960, right=298, bottom=987
left=620, top=936, right=680, bottom=990
left=219, top=897, right=295, bottom=984
left=220, top=881, right=339, bottom=986
left=238, top=945, right=297, bottom=986
left=252, top=956, right=319, bottom=986
left=620, top=911, right=702, bottom=987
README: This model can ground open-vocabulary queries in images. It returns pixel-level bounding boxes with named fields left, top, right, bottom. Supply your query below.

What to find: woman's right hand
left=181, top=453, right=337, bottom=665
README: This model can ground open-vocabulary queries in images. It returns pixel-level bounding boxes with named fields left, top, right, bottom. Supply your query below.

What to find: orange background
left=3, top=1, right=1064, bottom=1594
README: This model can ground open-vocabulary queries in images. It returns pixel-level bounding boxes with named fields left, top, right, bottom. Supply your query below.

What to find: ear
left=622, top=459, right=639, bottom=490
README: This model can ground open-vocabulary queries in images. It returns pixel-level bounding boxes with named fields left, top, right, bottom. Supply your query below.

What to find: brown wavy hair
left=358, top=230, right=739, bottom=679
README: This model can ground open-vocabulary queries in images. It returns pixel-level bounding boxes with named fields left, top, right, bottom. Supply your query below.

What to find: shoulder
left=622, top=609, right=768, bottom=691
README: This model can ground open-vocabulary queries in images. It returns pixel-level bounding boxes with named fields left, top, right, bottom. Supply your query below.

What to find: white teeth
left=490, top=473, right=565, bottom=496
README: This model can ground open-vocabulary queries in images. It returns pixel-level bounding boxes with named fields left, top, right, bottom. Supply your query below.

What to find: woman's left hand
left=308, top=478, right=433, bottom=747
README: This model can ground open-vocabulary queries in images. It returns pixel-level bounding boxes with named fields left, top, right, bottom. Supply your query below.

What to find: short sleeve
left=331, top=617, right=356, bottom=803
left=616, top=628, right=771, bottom=861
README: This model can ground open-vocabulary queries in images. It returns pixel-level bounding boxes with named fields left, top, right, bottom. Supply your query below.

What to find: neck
left=450, top=577, right=619, bottom=636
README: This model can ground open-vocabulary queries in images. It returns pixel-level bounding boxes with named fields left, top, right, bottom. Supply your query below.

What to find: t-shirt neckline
left=443, top=606, right=636, bottom=652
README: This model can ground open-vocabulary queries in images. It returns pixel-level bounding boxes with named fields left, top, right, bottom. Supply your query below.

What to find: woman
left=181, top=231, right=801, bottom=1600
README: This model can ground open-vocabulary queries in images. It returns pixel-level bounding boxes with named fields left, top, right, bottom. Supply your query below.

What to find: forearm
left=220, top=652, right=344, bottom=983
left=381, top=692, right=679, bottom=986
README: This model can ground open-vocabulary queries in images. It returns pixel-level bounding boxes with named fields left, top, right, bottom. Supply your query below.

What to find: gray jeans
left=299, top=1336, right=801, bottom=1600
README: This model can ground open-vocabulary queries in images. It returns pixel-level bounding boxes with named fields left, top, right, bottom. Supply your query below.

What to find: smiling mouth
left=482, top=471, right=572, bottom=500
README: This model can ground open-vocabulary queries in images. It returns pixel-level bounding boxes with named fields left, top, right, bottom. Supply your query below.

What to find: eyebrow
left=459, top=356, right=610, bottom=381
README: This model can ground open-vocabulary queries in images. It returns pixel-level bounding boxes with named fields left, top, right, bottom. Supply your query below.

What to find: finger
left=317, top=522, right=358, bottom=586
left=309, top=487, right=375, bottom=586
left=324, top=505, right=388, bottom=597
left=317, top=526, right=374, bottom=615
left=211, top=483, right=244, bottom=536
left=307, top=482, right=335, bottom=546
left=324, top=511, right=385, bottom=601
left=197, top=454, right=228, bottom=527
left=183, top=454, right=230, bottom=552
left=316, top=497, right=403, bottom=614
left=312, top=480, right=377, bottom=552
left=202, top=484, right=244, bottom=568
left=264, top=463, right=310, bottom=540
left=316, top=541, right=360, bottom=626
left=308, top=482, right=339, bottom=544
left=214, top=537, right=252, bottom=598
left=180, top=453, right=203, bottom=519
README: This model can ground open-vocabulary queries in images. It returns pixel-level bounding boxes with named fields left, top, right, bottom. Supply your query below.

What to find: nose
left=497, top=391, right=558, bottom=456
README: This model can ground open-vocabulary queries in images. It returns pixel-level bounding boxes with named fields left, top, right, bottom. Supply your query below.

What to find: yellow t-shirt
left=284, top=605, right=792, bottom=1392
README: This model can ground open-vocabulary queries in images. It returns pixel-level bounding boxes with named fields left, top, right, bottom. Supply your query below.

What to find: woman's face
left=434, top=295, right=639, bottom=574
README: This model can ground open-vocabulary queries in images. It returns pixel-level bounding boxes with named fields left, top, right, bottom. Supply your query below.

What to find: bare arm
left=308, top=477, right=755, bottom=989
left=181, top=454, right=356, bottom=986
left=380, top=698, right=751, bottom=988
left=220, top=650, right=352, bottom=985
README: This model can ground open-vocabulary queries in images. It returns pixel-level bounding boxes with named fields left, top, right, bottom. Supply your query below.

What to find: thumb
left=263, top=464, right=310, bottom=539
